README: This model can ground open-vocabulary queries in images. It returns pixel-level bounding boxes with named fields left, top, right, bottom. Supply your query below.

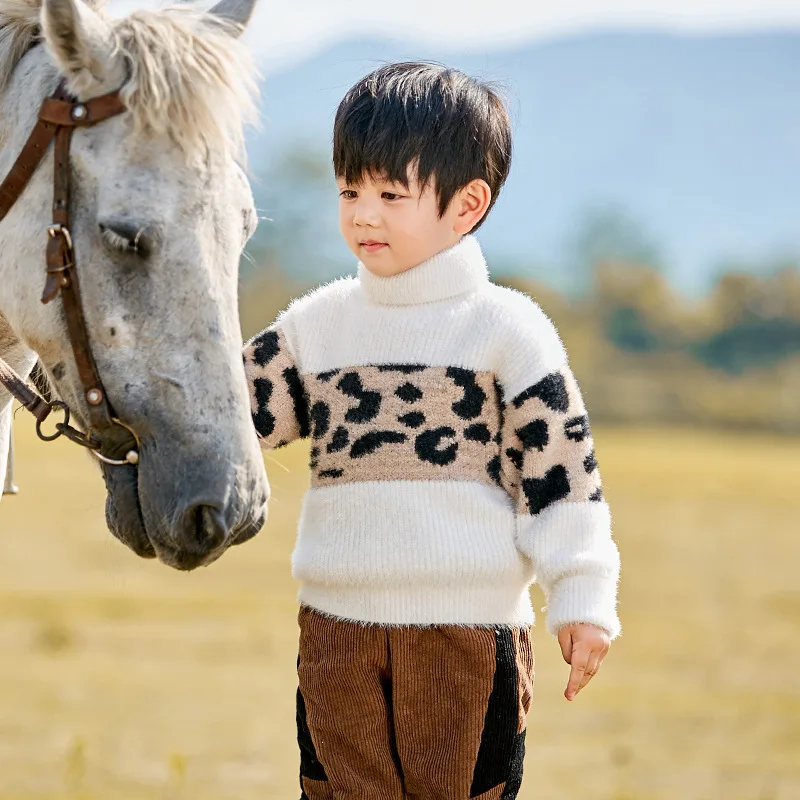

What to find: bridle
left=0, top=79, right=139, bottom=467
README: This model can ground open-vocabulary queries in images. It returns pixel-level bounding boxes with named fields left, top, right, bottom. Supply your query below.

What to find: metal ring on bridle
left=35, top=399, right=70, bottom=442
left=90, top=417, right=140, bottom=466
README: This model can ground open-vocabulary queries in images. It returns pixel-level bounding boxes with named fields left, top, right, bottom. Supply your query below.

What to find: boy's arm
left=242, top=324, right=310, bottom=449
left=497, top=306, right=621, bottom=640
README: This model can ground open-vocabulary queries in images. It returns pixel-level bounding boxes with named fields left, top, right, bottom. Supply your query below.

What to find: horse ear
left=208, top=0, right=258, bottom=35
left=41, top=0, right=115, bottom=93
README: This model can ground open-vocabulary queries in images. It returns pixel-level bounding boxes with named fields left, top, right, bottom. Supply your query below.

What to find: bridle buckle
left=47, top=223, right=73, bottom=250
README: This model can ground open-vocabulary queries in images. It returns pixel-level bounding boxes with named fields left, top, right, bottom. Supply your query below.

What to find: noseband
left=0, top=80, right=139, bottom=467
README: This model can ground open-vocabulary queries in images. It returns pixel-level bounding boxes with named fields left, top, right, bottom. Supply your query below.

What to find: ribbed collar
left=357, top=235, right=489, bottom=306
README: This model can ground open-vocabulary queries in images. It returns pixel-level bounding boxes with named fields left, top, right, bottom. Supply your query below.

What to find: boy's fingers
left=565, top=645, right=590, bottom=700
left=557, top=626, right=574, bottom=664
left=578, top=652, right=602, bottom=691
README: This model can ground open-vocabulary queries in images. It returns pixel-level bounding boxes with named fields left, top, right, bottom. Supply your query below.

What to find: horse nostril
left=185, top=504, right=227, bottom=552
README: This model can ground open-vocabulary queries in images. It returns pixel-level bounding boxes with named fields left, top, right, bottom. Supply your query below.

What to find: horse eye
left=98, top=222, right=152, bottom=258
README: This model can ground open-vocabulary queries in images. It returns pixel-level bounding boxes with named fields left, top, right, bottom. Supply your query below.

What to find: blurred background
left=1, top=0, right=799, bottom=797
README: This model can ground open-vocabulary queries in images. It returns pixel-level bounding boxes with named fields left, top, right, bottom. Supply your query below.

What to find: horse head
left=0, top=0, right=269, bottom=569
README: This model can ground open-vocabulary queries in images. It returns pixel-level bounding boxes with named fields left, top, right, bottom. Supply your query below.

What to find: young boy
left=243, top=62, right=620, bottom=800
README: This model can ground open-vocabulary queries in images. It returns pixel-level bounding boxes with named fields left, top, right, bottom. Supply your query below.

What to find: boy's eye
left=339, top=189, right=357, bottom=199
left=382, top=192, right=402, bottom=200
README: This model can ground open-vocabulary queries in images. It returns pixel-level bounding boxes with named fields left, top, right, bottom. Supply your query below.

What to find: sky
left=110, top=0, right=800, bottom=71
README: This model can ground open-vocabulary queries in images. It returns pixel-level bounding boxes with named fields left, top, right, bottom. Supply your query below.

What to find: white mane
left=0, top=0, right=56, bottom=92
left=0, top=0, right=258, bottom=159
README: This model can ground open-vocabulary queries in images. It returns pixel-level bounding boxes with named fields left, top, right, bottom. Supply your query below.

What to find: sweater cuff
left=544, top=573, right=621, bottom=639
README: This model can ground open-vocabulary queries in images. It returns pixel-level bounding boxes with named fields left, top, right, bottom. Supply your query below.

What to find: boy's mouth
left=360, top=240, right=388, bottom=253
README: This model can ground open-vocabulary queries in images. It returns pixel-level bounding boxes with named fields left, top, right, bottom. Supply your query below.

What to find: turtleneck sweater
left=243, top=235, right=621, bottom=637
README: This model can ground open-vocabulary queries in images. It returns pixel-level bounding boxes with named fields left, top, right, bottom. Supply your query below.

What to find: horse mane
left=0, top=0, right=258, bottom=161
left=0, top=0, right=53, bottom=93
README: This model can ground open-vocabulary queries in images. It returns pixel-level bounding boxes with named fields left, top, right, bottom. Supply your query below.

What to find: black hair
left=333, top=62, right=512, bottom=231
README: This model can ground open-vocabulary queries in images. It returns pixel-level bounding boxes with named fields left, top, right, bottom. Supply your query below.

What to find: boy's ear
left=453, top=179, right=492, bottom=234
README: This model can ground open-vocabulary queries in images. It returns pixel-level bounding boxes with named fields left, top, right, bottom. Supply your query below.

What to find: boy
left=243, top=62, right=620, bottom=800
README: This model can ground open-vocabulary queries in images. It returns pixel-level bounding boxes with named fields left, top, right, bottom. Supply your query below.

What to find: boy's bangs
left=336, top=122, right=425, bottom=192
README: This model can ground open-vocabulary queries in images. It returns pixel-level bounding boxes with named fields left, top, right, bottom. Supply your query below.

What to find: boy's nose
left=353, top=202, right=380, bottom=227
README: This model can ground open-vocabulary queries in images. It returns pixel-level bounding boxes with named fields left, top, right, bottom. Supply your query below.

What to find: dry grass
left=0, top=422, right=798, bottom=799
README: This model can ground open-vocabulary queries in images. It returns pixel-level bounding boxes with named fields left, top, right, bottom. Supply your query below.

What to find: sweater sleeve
left=242, top=323, right=310, bottom=450
left=496, top=297, right=621, bottom=638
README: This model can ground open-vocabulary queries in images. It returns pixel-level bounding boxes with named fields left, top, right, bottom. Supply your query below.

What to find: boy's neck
left=357, top=235, right=489, bottom=306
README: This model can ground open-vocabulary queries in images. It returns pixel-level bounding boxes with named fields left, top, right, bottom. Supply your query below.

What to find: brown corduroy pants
left=296, top=605, right=534, bottom=800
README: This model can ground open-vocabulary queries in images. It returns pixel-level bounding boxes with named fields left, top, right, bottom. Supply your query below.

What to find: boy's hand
left=557, top=623, right=610, bottom=701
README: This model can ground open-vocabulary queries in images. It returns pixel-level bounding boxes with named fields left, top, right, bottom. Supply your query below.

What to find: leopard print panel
left=305, top=365, right=503, bottom=489
left=243, top=327, right=309, bottom=446
left=243, top=328, right=602, bottom=516
left=500, top=369, right=603, bottom=516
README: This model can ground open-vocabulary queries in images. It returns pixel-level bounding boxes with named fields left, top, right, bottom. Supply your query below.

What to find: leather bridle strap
left=0, top=358, right=51, bottom=422
left=0, top=85, right=125, bottom=223
left=42, top=82, right=121, bottom=433
left=0, top=81, right=135, bottom=463
left=0, top=115, right=59, bottom=222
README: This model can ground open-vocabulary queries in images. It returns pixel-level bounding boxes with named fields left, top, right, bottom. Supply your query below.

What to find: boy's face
left=336, top=170, right=467, bottom=277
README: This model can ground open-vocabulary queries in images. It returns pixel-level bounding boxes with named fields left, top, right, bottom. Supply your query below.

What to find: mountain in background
left=245, top=31, right=800, bottom=294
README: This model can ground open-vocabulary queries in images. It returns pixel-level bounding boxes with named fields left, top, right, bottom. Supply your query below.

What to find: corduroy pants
left=296, top=605, right=534, bottom=800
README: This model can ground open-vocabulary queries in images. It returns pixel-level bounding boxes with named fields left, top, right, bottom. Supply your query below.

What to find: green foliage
left=605, top=306, right=663, bottom=353
left=692, top=315, right=800, bottom=374
left=499, top=261, right=800, bottom=432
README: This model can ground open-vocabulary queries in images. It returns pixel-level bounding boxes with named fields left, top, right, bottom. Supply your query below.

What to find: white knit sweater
left=243, top=235, right=621, bottom=636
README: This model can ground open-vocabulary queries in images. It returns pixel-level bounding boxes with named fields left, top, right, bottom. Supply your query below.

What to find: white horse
left=0, top=0, right=269, bottom=569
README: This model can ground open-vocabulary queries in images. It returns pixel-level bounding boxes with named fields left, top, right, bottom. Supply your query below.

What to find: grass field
left=0, top=422, right=798, bottom=799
